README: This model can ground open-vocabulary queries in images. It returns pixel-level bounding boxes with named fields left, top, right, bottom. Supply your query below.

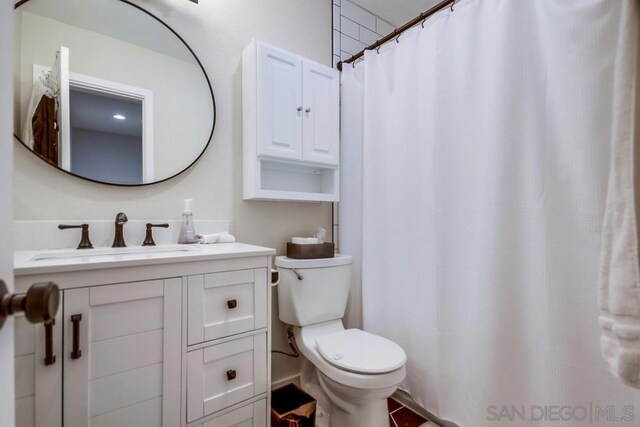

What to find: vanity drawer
left=192, top=399, right=266, bottom=427
left=186, top=333, right=267, bottom=423
left=188, top=268, right=268, bottom=345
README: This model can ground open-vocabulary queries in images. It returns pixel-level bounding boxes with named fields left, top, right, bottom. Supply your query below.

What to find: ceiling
left=350, top=0, right=442, bottom=27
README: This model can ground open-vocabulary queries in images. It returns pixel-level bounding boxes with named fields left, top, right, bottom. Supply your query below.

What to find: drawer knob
left=226, top=369, right=237, bottom=381
left=227, top=299, right=238, bottom=309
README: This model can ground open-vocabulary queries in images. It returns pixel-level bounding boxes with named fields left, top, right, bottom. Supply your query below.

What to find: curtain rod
left=337, top=0, right=455, bottom=71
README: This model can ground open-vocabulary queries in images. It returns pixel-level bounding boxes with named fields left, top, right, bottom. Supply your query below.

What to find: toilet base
left=326, top=397, right=389, bottom=427
left=317, top=369, right=396, bottom=427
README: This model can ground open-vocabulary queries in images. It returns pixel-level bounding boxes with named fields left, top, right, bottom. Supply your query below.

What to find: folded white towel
left=598, top=1, right=640, bottom=388
left=198, top=232, right=236, bottom=244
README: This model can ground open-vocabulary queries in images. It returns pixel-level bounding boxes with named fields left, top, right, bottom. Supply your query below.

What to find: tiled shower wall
left=332, top=0, right=395, bottom=68
left=332, top=0, right=395, bottom=250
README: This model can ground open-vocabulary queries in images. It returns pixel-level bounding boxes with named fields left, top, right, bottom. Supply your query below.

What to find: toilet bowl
left=275, top=255, right=407, bottom=427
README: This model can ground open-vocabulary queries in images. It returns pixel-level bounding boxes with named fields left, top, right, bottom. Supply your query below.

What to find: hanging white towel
left=598, top=0, right=640, bottom=388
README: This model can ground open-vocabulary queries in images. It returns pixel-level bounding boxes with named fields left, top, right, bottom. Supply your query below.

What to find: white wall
left=13, top=0, right=333, bottom=384
left=0, top=0, right=15, bottom=424
left=15, top=11, right=211, bottom=180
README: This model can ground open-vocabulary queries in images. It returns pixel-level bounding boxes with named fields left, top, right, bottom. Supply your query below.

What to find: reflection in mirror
left=14, top=0, right=215, bottom=185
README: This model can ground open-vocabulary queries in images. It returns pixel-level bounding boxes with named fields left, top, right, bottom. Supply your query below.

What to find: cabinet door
left=302, top=61, right=340, bottom=165
left=14, top=296, right=63, bottom=427
left=257, top=44, right=303, bottom=160
left=63, top=279, right=181, bottom=427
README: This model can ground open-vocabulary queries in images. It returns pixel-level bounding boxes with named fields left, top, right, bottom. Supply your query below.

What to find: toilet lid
left=315, top=329, right=407, bottom=374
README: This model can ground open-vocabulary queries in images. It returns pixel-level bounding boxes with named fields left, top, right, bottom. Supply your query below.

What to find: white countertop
left=14, top=243, right=276, bottom=276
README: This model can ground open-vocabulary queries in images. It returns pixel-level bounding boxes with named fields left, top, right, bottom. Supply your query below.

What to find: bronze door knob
left=0, top=280, right=60, bottom=329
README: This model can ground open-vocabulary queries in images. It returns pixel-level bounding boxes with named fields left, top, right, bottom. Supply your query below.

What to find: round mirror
left=13, top=0, right=215, bottom=186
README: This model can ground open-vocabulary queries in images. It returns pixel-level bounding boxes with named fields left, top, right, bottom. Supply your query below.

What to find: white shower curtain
left=340, top=0, right=640, bottom=426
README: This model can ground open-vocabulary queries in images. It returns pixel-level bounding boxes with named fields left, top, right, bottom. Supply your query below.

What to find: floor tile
left=388, top=397, right=403, bottom=412
left=391, top=406, right=428, bottom=427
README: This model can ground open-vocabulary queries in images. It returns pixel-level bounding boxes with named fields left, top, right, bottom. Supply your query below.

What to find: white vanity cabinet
left=14, top=243, right=275, bottom=427
left=243, top=40, right=340, bottom=202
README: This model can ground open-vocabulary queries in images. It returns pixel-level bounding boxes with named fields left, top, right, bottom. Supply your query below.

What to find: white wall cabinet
left=244, top=40, right=340, bottom=202
left=14, top=246, right=274, bottom=427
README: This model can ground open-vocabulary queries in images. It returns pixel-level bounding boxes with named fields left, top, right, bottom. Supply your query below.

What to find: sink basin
left=30, top=245, right=201, bottom=262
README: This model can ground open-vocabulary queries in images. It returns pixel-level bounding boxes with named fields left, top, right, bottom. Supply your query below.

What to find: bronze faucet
left=112, top=212, right=128, bottom=248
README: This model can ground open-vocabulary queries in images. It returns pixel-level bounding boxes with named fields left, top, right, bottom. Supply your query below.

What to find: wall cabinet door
left=257, top=44, right=303, bottom=160
left=14, top=297, right=63, bottom=427
left=302, top=61, right=340, bottom=165
left=63, top=279, right=181, bottom=427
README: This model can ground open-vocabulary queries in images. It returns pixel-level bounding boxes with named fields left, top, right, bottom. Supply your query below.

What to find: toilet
left=275, top=254, right=407, bottom=427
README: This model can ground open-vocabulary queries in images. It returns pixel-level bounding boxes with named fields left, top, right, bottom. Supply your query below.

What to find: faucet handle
left=142, top=223, right=170, bottom=247
left=58, top=224, right=93, bottom=249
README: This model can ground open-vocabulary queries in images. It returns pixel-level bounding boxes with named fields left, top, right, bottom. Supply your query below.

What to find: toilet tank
left=275, top=254, right=353, bottom=327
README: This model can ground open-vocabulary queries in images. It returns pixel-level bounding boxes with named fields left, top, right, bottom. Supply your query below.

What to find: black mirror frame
left=13, top=0, right=216, bottom=187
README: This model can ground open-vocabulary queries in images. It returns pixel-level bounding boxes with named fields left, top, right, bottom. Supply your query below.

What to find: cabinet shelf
left=246, top=158, right=338, bottom=202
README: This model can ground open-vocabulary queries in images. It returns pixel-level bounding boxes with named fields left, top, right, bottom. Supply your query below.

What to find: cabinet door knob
left=305, top=108, right=311, bottom=113
left=297, top=106, right=303, bottom=112
left=227, top=299, right=238, bottom=309
left=226, top=369, right=237, bottom=381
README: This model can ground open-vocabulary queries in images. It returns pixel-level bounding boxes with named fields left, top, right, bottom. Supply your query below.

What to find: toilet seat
left=293, top=320, right=406, bottom=390
left=316, top=329, right=407, bottom=374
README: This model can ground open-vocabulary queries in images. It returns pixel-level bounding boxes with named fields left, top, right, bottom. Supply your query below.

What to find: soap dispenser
left=178, top=199, right=198, bottom=244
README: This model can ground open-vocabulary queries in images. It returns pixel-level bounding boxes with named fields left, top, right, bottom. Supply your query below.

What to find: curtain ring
left=352, top=60, right=355, bottom=68
left=421, top=18, right=426, bottom=29
left=451, top=0, right=455, bottom=12
left=373, top=40, right=381, bottom=54
left=395, top=33, right=401, bottom=43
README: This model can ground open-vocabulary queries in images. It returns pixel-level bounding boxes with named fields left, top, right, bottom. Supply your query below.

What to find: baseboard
left=271, top=373, right=301, bottom=390
left=392, top=389, right=459, bottom=427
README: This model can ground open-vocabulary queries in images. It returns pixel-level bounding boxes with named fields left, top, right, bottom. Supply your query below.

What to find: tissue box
left=286, top=242, right=335, bottom=259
